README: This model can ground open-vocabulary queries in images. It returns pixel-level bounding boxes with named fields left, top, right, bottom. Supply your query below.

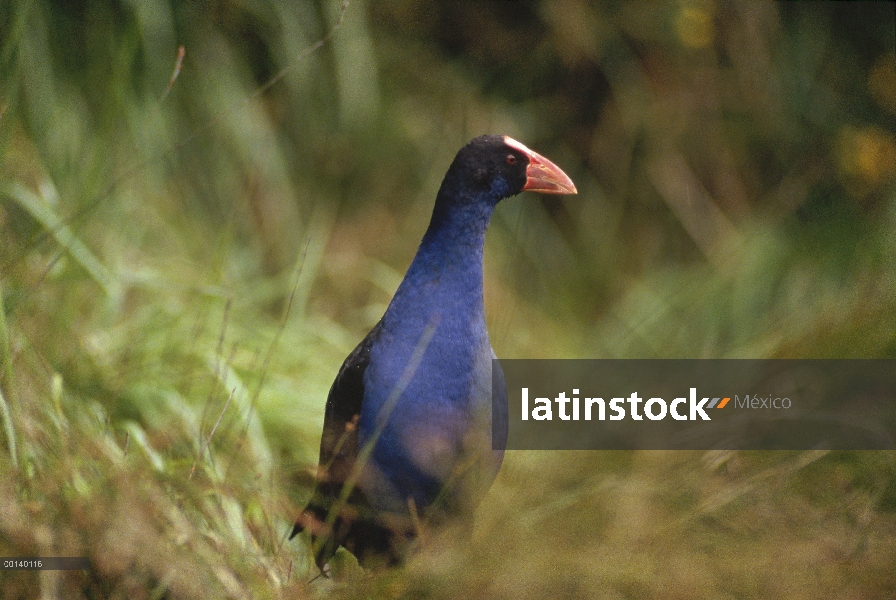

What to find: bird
left=291, top=135, right=576, bottom=573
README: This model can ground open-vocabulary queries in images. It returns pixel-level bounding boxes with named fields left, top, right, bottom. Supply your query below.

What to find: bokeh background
left=1, top=0, right=895, bottom=598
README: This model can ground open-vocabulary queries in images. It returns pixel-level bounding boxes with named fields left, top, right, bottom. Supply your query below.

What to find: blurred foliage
left=1, top=0, right=895, bottom=598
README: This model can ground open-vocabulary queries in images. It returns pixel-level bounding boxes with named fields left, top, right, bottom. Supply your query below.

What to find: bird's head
left=442, top=135, right=577, bottom=205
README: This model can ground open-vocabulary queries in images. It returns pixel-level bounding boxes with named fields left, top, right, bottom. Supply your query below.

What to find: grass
left=1, top=0, right=895, bottom=598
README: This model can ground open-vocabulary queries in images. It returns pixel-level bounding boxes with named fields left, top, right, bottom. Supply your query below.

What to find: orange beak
left=504, top=136, right=577, bottom=195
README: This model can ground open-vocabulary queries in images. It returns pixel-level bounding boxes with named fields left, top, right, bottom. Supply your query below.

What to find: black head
left=442, top=135, right=577, bottom=204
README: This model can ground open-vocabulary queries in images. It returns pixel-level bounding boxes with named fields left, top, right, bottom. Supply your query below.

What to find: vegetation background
left=1, top=0, right=895, bottom=597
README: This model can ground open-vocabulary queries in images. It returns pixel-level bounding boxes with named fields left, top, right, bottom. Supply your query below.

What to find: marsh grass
left=1, top=1, right=895, bottom=598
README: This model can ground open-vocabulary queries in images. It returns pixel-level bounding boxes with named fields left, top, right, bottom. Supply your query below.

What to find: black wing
left=291, top=321, right=400, bottom=570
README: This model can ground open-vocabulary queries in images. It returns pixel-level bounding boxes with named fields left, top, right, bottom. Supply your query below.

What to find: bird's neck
left=384, top=193, right=497, bottom=330
left=421, top=194, right=494, bottom=262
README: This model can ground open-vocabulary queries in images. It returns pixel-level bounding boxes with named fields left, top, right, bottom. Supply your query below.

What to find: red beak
left=504, top=136, right=577, bottom=195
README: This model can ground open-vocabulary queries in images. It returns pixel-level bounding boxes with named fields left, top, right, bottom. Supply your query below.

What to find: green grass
left=1, top=0, right=895, bottom=597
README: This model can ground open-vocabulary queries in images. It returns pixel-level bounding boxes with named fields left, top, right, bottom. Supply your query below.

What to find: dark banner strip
left=0, top=557, right=91, bottom=570
left=492, top=360, right=896, bottom=450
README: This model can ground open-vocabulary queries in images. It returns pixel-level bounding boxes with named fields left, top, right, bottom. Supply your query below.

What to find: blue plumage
left=292, top=135, right=576, bottom=572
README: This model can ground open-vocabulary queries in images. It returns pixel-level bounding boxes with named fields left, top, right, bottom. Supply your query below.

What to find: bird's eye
left=506, top=154, right=517, bottom=165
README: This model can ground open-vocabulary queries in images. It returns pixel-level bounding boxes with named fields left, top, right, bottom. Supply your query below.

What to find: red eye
left=506, top=154, right=517, bottom=165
